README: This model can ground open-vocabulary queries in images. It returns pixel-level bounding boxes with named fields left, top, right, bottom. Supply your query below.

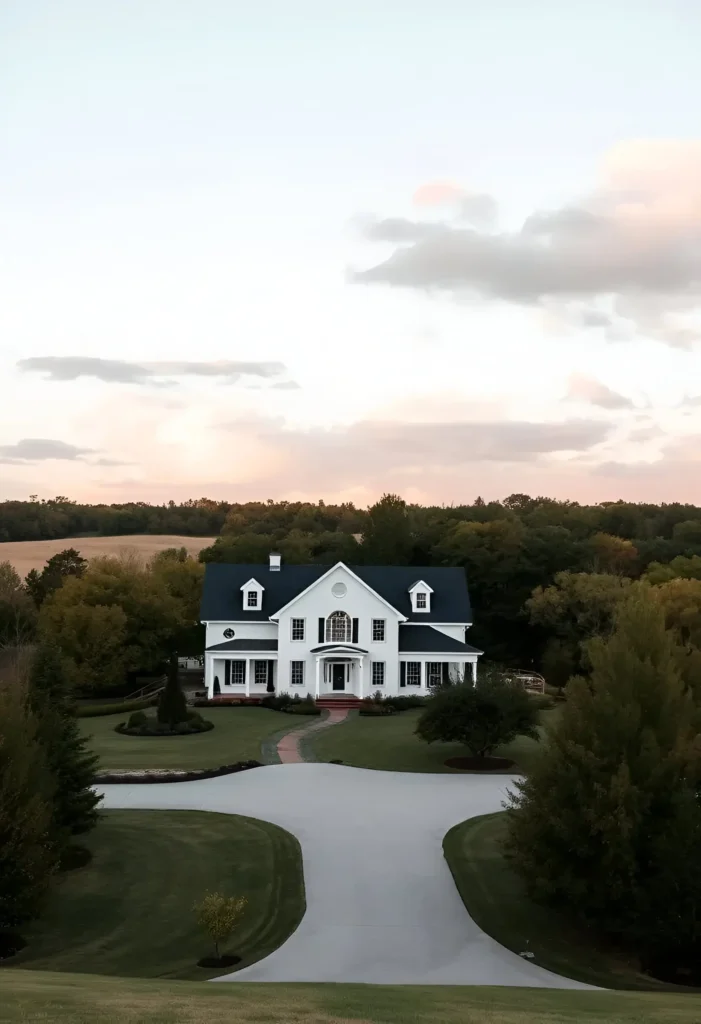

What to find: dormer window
left=409, top=580, right=433, bottom=614
left=240, top=577, right=264, bottom=612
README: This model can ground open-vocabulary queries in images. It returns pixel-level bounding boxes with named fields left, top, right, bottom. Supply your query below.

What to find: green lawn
left=443, top=812, right=694, bottom=993
left=3, top=971, right=701, bottom=1024
left=309, top=707, right=560, bottom=774
left=80, top=707, right=292, bottom=770
left=11, top=809, right=305, bottom=981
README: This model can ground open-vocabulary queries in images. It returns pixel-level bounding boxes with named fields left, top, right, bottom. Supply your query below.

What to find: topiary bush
left=127, top=710, right=148, bottom=729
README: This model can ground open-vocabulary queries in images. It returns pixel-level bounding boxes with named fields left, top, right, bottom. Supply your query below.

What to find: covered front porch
left=399, top=656, right=478, bottom=690
left=311, top=643, right=368, bottom=699
left=204, top=638, right=278, bottom=699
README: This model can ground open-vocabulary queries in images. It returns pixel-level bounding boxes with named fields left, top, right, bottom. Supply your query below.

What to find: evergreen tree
left=0, top=670, right=58, bottom=930
left=157, top=652, right=189, bottom=726
left=28, top=643, right=102, bottom=838
left=506, top=586, right=701, bottom=965
left=361, top=494, right=413, bottom=564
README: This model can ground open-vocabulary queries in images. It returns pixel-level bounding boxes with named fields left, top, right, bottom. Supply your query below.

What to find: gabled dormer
left=408, top=580, right=433, bottom=614
left=240, top=577, right=264, bottom=612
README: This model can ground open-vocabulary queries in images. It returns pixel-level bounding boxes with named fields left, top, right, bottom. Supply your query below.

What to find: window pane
left=290, top=661, right=305, bottom=686
left=372, top=662, right=385, bottom=686
left=254, top=661, right=268, bottom=686
left=372, top=619, right=385, bottom=642
left=247, top=591, right=257, bottom=607
left=291, top=618, right=305, bottom=640
left=427, top=662, right=442, bottom=687
left=231, top=661, right=245, bottom=685
left=416, top=593, right=426, bottom=608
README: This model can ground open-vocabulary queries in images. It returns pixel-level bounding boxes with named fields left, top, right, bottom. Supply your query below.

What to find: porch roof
left=206, top=638, right=278, bottom=652
left=398, top=626, right=483, bottom=655
left=309, top=643, right=369, bottom=655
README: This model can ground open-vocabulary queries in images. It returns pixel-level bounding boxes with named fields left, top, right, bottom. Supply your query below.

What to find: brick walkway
left=276, top=709, right=349, bottom=764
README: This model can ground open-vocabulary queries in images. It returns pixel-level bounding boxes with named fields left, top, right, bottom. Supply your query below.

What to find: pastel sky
left=3, top=0, right=701, bottom=506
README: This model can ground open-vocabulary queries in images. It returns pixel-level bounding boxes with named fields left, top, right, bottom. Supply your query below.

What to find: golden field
left=0, top=535, right=217, bottom=576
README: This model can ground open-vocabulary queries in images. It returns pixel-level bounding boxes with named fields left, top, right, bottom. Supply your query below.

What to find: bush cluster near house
left=260, top=693, right=321, bottom=716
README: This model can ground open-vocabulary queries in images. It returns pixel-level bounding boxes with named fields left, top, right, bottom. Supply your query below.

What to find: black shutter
left=225, top=661, right=231, bottom=686
left=352, top=618, right=359, bottom=643
left=267, top=660, right=274, bottom=692
left=442, top=662, right=450, bottom=684
left=400, top=662, right=406, bottom=688
left=318, top=617, right=325, bottom=642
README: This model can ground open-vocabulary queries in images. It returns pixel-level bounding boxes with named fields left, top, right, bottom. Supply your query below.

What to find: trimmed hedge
left=76, top=696, right=157, bottom=718
left=115, top=711, right=213, bottom=737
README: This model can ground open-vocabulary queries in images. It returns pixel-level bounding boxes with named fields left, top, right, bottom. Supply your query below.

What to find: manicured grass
left=80, top=707, right=292, bottom=770
left=309, top=706, right=560, bottom=774
left=11, top=810, right=305, bottom=981
left=2, top=971, right=701, bottom=1024
left=443, top=812, right=695, bottom=993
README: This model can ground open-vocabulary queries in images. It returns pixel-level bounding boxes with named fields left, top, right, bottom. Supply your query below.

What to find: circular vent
left=331, top=582, right=347, bottom=598
left=223, top=628, right=235, bottom=639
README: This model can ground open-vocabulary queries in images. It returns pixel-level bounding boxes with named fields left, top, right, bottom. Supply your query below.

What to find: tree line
left=3, top=493, right=701, bottom=689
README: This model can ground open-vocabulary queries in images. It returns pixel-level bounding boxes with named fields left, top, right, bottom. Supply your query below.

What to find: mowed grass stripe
left=11, top=810, right=305, bottom=980
left=2, top=970, right=700, bottom=1023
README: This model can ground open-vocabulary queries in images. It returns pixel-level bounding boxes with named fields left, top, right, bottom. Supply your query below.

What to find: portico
left=311, top=644, right=368, bottom=699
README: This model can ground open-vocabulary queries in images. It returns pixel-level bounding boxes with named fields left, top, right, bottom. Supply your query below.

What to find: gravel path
left=97, top=763, right=596, bottom=988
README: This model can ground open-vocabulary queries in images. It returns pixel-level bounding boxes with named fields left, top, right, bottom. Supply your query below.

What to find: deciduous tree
left=193, top=891, right=248, bottom=959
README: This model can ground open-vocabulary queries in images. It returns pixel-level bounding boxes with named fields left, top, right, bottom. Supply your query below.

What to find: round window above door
left=331, top=582, right=347, bottom=598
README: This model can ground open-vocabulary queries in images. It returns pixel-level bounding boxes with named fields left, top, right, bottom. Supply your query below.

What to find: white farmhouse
left=200, top=554, right=482, bottom=705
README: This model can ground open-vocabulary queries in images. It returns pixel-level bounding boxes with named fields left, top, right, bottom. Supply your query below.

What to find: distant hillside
left=0, top=535, right=217, bottom=576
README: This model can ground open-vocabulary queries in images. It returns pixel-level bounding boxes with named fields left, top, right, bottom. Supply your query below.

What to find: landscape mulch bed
left=94, top=760, right=263, bottom=784
left=444, top=755, right=515, bottom=771
left=197, top=954, right=241, bottom=968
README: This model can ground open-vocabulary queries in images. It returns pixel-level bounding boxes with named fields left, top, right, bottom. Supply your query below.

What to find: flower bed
left=94, top=759, right=263, bottom=784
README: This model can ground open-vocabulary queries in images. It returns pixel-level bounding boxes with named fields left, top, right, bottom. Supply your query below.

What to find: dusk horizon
left=3, top=2, right=701, bottom=507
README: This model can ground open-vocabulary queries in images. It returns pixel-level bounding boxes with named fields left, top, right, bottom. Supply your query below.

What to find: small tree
left=416, top=674, right=540, bottom=760
left=157, top=652, right=189, bottom=726
left=193, top=891, right=247, bottom=959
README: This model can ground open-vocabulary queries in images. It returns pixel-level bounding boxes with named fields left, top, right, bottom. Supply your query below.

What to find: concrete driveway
left=97, top=763, right=594, bottom=988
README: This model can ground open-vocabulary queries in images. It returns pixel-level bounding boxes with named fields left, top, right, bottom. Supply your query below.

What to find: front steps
left=316, top=695, right=362, bottom=710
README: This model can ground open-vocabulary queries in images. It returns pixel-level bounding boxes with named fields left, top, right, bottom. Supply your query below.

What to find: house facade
left=200, top=555, right=482, bottom=701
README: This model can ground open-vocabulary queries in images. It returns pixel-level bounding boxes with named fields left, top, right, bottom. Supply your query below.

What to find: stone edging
left=94, top=760, right=262, bottom=785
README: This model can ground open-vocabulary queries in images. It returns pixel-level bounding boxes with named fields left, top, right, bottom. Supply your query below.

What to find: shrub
left=127, top=710, right=148, bottom=729
left=286, top=702, right=321, bottom=716
left=416, top=678, right=539, bottom=759
left=115, top=715, right=214, bottom=736
left=359, top=702, right=395, bottom=716
left=384, top=695, right=427, bottom=712
left=260, top=693, right=293, bottom=712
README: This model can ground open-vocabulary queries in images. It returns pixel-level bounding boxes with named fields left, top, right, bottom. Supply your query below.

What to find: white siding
left=206, top=621, right=277, bottom=647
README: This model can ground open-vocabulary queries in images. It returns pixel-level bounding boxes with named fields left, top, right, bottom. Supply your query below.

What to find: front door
left=332, top=663, right=345, bottom=691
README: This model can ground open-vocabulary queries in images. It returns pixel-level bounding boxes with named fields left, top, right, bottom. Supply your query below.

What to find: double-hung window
left=254, top=661, right=268, bottom=686
left=372, top=662, right=385, bottom=687
left=427, top=662, right=442, bottom=688
left=291, top=618, right=305, bottom=641
left=406, top=662, right=421, bottom=687
left=247, top=590, right=258, bottom=607
left=372, top=618, right=386, bottom=642
left=415, top=592, right=427, bottom=609
left=229, top=661, right=245, bottom=686
left=290, top=661, right=305, bottom=686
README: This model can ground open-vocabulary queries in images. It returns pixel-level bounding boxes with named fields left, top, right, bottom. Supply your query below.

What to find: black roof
left=200, top=563, right=472, bottom=624
left=205, top=638, right=278, bottom=652
left=398, top=625, right=483, bottom=655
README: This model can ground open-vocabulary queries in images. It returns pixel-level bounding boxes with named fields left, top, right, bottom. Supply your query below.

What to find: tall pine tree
left=0, top=669, right=58, bottom=931
left=157, top=652, right=189, bottom=726
left=506, top=585, right=701, bottom=967
left=28, top=642, right=102, bottom=839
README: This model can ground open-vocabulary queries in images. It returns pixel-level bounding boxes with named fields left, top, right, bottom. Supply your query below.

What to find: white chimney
left=269, top=552, right=281, bottom=571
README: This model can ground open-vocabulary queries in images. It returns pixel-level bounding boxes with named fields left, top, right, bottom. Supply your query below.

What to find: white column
left=471, top=659, right=477, bottom=685
left=315, top=657, right=321, bottom=698
left=420, top=659, right=426, bottom=690
left=246, top=658, right=251, bottom=698
left=204, top=654, right=213, bottom=698
left=357, top=657, right=363, bottom=700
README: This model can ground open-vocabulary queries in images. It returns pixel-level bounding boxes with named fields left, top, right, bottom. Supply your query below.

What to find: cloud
left=353, top=141, right=701, bottom=348
left=411, top=181, right=498, bottom=229
left=89, top=457, right=133, bottom=467
left=565, top=373, right=634, bottom=410
left=16, top=356, right=294, bottom=386
left=0, top=438, right=95, bottom=463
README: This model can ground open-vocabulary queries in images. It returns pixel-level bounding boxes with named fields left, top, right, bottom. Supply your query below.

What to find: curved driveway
left=97, top=763, right=594, bottom=988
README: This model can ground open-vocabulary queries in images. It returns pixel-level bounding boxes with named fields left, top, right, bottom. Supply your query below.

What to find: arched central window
left=326, top=610, right=351, bottom=643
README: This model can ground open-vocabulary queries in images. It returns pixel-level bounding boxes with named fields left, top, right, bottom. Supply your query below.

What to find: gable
left=270, top=562, right=405, bottom=620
